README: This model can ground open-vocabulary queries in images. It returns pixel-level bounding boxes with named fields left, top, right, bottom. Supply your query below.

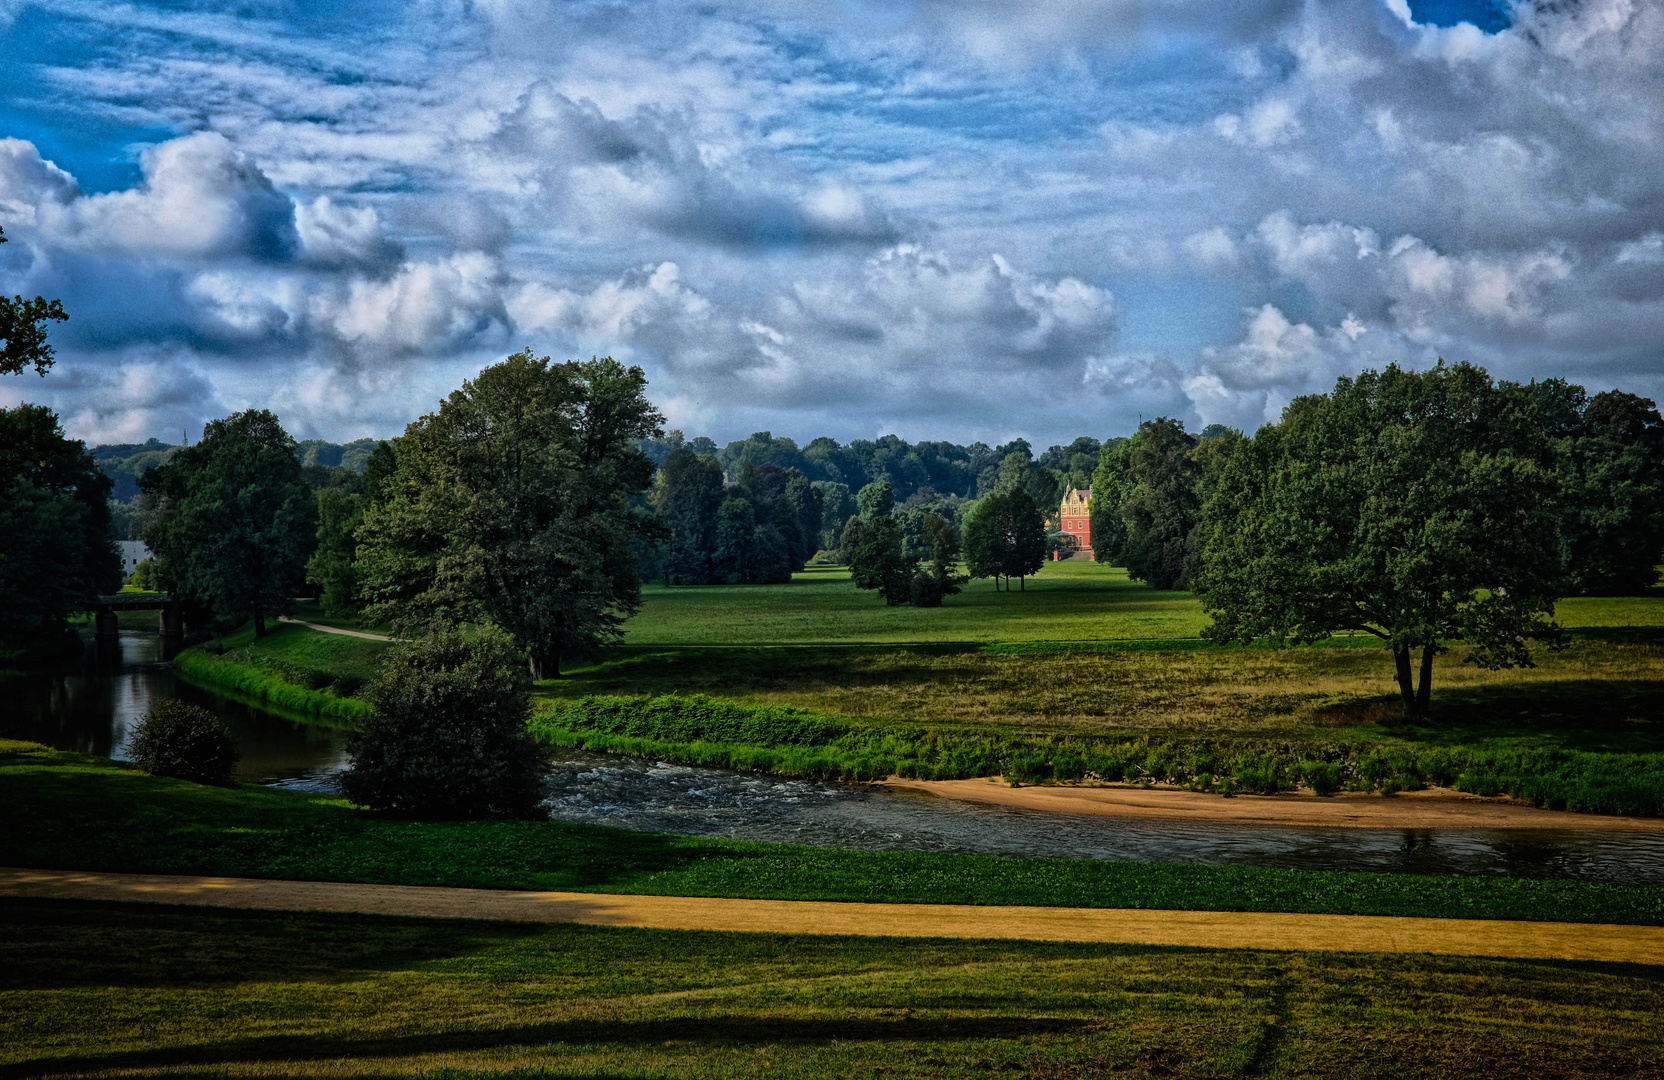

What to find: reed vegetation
left=533, top=694, right=1664, bottom=816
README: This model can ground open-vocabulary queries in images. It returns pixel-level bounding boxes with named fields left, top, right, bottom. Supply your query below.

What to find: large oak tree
left=356, top=352, right=664, bottom=679
left=1195, top=362, right=1565, bottom=718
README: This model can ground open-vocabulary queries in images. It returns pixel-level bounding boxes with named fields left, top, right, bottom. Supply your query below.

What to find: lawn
left=625, top=562, right=1212, bottom=644
left=621, top=561, right=1664, bottom=646
left=4, top=742, right=1662, bottom=925
left=5, top=898, right=1661, bottom=1079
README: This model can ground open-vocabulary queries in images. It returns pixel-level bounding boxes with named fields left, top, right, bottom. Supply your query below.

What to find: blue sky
left=2, top=0, right=1661, bottom=448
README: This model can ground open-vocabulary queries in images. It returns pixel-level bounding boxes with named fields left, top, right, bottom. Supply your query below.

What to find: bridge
left=91, top=593, right=182, bottom=641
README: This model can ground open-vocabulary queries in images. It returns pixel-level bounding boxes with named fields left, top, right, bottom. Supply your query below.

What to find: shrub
left=341, top=626, right=547, bottom=819
left=1303, top=761, right=1344, bottom=797
left=126, top=699, right=238, bottom=785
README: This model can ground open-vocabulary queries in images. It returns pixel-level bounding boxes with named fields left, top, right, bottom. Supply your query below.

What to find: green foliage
left=0, top=405, right=119, bottom=650
left=534, top=694, right=849, bottom=745
left=531, top=691, right=1664, bottom=816
left=1088, top=437, right=1132, bottom=564
left=341, top=626, right=547, bottom=819
left=0, top=226, right=69, bottom=377
left=1558, top=388, right=1664, bottom=594
left=139, top=409, right=317, bottom=636
left=1197, top=361, right=1568, bottom=718
left=844, top=514, right=917, bottom=604
left=126, top=698, right=238, bottom=785
left=909, top=512, right=967, bottom=607
left=1120, top=417, right=1201, bottom=590
left=306, top=486, right=365, bottom=616
left=856, top=478, right=894, bottom=520
left=355, top=351, right=664, bottom=678
left=656, top=447, right=725, bottom=584
left=962, top=486, right=1046, bottom=590
left=172, top=648, right=373, bottom=720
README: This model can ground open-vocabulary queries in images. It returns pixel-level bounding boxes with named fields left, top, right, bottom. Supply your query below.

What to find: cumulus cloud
left=4, top=0, right=1663, bottom=445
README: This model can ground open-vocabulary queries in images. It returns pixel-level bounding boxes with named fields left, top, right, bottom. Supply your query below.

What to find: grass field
left=623, top=561, right=1664, bottom=645
left=5, top=898, right=1662, bottom=1080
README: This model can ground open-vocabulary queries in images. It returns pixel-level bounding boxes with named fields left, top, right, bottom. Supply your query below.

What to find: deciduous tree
left=355, top=352, right=664, bottom=678
left=0, top=405, right=119, bottom=651
left=1195, top=362, right=1565, bottom=718
left=140, top=410, right=316, bottom=637
left=0, top=227, right=68, bottom=378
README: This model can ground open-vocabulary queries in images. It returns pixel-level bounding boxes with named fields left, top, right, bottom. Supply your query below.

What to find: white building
left=118, top=540, right=151, bottom=577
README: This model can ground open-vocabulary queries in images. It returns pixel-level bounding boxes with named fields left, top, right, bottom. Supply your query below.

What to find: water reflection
left=1, top=629, right=348, bottom=784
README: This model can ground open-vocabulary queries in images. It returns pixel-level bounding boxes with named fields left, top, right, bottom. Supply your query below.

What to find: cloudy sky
left=1, top=0, right=1660, bottom=448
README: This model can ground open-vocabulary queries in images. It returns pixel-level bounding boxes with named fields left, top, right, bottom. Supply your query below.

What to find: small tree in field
left=341, top=626, right=547, bottom=818
left=1196, top=362, right=1565, bottom=718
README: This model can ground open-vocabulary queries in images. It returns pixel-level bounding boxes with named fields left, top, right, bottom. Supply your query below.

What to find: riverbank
left=6, top=742, right=1663, bottom=924
left=170, top=620, right=385, bottom=721
left=882, top=777, right=1664, bottom=831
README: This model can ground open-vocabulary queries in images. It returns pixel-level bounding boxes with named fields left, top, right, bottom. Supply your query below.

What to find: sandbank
left=876, top=777, right=1664, bottom=831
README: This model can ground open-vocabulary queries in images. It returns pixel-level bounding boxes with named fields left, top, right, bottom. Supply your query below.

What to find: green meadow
left=6, top=897, right=1662, bottom=1080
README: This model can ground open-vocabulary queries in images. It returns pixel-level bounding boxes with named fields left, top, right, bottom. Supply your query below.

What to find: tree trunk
left=1393, top=645, right=1416, bottom=718
left=254, top=612, right=267, bottom=638
left=1019, top=574, right=1025, bottom=591
left=527, top=651, right=543, bottom=681
left=1415, top=643, right=1435, bottom=716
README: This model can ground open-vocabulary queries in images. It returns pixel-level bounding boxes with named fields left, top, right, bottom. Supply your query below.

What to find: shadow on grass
left=1, top=1017, right=1101, bottom=1079
left=1391, top=680, right=1664, bottom=752
left=0, top=898, right=543, bottom=990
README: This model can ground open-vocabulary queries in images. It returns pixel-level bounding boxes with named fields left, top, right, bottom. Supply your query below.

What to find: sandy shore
left=876, top=777, right=1664, bottom=831
left=5, top=867, right=1662, bottom=964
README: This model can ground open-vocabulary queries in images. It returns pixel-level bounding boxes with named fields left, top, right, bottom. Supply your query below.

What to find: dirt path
left=5, top=867, right=1660, bottom=965
left=277, top=616, right=390, bottom=641
left=879, top=777, right=1664, bottom=831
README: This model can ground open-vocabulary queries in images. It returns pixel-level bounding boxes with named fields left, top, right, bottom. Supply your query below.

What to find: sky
left=1, top=0, right=1660, bottom=449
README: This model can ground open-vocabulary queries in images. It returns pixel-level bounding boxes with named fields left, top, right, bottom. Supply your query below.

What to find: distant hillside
left=91, top=437, right=379, bottom=502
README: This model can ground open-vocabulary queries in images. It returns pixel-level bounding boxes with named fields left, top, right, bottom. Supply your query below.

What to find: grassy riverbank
left=4, top=742, right=1663, bottom=925
left=530, top=694, right=1664, bottom=815
left=172, top=621, right=383, bottom=720
left=5, top=898, right=1662, bottom=1080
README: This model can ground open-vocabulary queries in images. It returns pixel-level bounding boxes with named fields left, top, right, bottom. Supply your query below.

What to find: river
left=6, top=627, right=1664, bottom=885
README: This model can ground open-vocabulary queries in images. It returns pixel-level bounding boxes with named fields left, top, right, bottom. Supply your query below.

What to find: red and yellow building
left=1055, top=487, right=1091, bottom=557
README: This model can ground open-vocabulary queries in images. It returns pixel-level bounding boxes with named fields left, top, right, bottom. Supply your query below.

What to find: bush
left=126, top=699, right=238, bottom=785
left=341, top=626, right=547, bottom=819
left=1303, top=761, right=1344, bottom=797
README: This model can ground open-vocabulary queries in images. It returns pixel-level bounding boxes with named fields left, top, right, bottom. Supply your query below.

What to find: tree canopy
left=0, top=404, right=118, bottom=651
left=962, top=486, right=1046, bottom=590
left=1195, top=361, right=1565, bottom=718
left=0, top=227, right=68, bottom=378
left=356, top=351, right=663, bottom=678
left=139, top=409, right=317, bottom=636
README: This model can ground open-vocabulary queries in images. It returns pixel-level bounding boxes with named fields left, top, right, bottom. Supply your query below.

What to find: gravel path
left=5, top=867, right=1660, bottom=965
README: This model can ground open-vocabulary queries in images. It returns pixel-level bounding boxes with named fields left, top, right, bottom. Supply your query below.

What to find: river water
left=6, top=628, right=1664, bottom=885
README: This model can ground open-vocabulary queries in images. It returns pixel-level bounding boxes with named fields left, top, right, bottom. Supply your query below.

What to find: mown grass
left=4, top=742, right=1663, bottom=925
left=530, top=694, right=1664, bottom=815
left=626, top=562, right=1212, bottom=644
left=623, top=561, right=1664, bottom=646
left=5, top=898, right=1663, bottom=1080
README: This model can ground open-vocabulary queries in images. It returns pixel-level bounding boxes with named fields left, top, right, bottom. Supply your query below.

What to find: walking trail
left=5, top=867, right=1660, bottom=965
left=277, top=616, right=390, bottom=641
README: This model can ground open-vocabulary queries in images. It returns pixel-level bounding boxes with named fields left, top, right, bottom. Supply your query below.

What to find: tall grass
left=531, top=694, right=1664, bottom=816
left=172, top=648, right=371, bottom=721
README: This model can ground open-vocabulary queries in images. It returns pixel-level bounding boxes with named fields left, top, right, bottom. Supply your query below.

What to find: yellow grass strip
left=5, top=866, right=1661, bottom=965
